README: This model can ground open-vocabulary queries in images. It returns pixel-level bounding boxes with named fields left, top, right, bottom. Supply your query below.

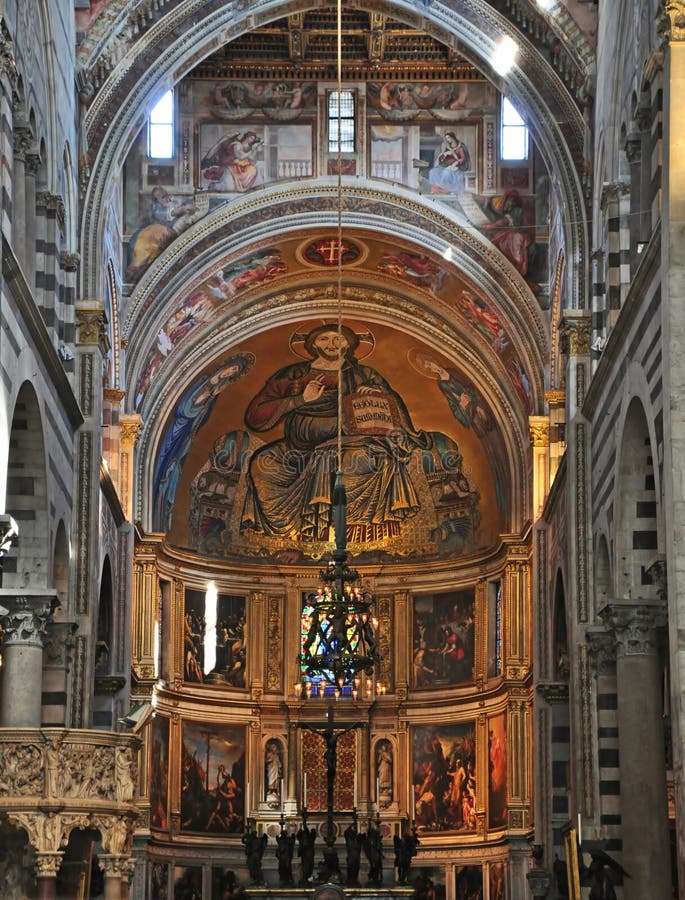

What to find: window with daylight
left=501, top=96, right=528, bottom=161
left=328, top=90, right=355, bottom=153
left=148, top=89, right=174, bottom=159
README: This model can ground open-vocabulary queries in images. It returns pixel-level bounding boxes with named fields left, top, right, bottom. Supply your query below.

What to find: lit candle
left=354, top=773, right=357, bottom=808
left=246, top=781, right=250, bottom=814
left=411, top=784, right=415, bottom=821
left=303, top=772, right=307, bottom=808
left=577, top=812, right=582, bottom=845
left=376, top=776, right=380, bottom=812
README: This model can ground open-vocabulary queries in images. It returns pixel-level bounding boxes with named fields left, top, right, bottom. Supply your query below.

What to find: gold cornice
left=544, top=389, right=566, bottom=407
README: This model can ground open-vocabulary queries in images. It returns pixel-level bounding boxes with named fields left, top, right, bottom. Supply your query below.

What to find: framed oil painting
left=411, top=865, right=446, bottom=900
left=198, top=123, right=313, bottom=192
left=488, top=712, right=507, bottom=828
left=173, top=865, right=203, bottom=900
left=455, top=865, right=483, bottom=900
left=489, top=861, right=506, bottom=900
left=181, top=720, right=246, bottom=834
left=412, top=590, right=475, bottom=689
left=184, top=588, right=246, bottom=687
left=150, top=715, right=170, bottom=830
left=412, top=723, right=476, bottom=834
left=151, top=862, right=169, bottom=900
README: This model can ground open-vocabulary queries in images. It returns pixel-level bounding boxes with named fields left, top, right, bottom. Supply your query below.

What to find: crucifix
left=299, top=703, right=363, bottom=881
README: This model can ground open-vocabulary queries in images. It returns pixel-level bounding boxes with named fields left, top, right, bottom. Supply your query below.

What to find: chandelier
left=295, top=0, right=383, bottom=703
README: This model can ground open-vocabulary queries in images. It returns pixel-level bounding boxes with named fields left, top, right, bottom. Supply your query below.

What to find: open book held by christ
left=344, top=391, right=404, bottom=434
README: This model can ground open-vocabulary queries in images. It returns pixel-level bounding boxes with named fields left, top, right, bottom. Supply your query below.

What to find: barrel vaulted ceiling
left=74, top=0, right=595, bottom=544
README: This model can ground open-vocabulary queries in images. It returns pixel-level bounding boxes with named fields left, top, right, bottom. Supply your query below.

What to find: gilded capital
left=76, top=302, right=108, bottom=349
left=560, top=314, right=592, bottom=357
left=104, top=388, right=126, bottom=405
left=661, top=1, right=685, bottom=41
left=120, top=414, right=143, bottom=448
left=529, top=416, right=550, bottom=447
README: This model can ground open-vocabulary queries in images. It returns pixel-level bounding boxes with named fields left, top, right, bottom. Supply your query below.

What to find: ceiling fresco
left=155, top=320, right=507, bottom=565
left=130, top=232, right=536, bottom=421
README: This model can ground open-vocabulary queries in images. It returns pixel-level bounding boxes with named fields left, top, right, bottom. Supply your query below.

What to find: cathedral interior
left=0, top=0, right=683, bottom=898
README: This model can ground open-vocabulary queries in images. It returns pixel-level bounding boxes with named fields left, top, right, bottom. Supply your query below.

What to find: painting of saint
left=181, top=721, right=245, bottom=834
left=377, top=250, right=446, bottom=293
left=489, top=862, right=506, bottom=900
left=201, top=131, right=263, bottom=191
left=488, top=713, right=507, bottom=828
left=409, top=349, right=494, bottom=438
left=152, top=353, right=254, bottom=531
left=475, top=190, right=535, bottom=280
left=173, top=866, right=203, bottom=900
left=425, top=131, right=471, bottom=194
left=151, top=862, right=169, bottom=900
left=411, top=866, right=446, bottom=900
left=455, top=865, right=483, bottom=900
left=150, top=716, right=170, bottom=830
left=412, top=724, right=476, bottom=834
left=184, top=589, right=246, bottom=687
left=126, top=187, right=205, bottom=282
left=240, top=323, right=432, bottom=543
left=412, top=591, right=475, bottom=689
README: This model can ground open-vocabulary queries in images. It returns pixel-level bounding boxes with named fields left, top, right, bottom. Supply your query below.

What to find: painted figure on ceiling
left=240, top=323, right=432, bottom=542
left=427, top=132, right=470, bottom=193
left=202, top=131, right=263, bottom=191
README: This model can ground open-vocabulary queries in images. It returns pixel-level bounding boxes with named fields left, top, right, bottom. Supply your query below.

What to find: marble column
left=11, top=125, right=30, bottom=269
left=35, top=851, right=64, bottom=900
left=600, top=602, right=670, bottom=900
left=0, top=590, right=54, bottom=725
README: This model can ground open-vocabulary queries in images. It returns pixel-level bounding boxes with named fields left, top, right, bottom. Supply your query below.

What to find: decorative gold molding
left=119, top=414, right=143, bottom=449
left=544, top=389, right=566, bottom=407
left=104, top=388, right=126, bottom=404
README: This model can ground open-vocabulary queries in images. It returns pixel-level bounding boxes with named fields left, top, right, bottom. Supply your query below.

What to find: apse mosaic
left=154, top=320, right=506, bottom=564
left=180, top=721, right=246, bottom=834
left=412, top=724, right=477, bottom=834
left=412, top=590, right=475, bottom=689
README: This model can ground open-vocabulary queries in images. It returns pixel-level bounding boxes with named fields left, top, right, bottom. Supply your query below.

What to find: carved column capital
left=560, top=313, right=592, bottom=357
left=599, top=179, right=630, bottom=209
left=536, top=681, right=569, bottom=704
left=529, top=416, right=550, bottom=447
left=59, top=251, right=80, bottom=272
left=99, top=854, right=133, bottom=880
left=119, top=414, right=143, bottom=448
left=0, top=26, right=18, bottom=86
left=25, top=152, right=41, bottom=177
left=0, top=591, right=55, bottom=646
left=599, top=602, right=667, bottom=657
left=12, top=125, right=32, bottom=160
left=661, top=1, right=685, bottom=41
left=104, top=387, right=126, bottom=405
left=76, top=305, right=108, bottom=349
left=586, top=627, right=616, bottom=673
left=35, top=851, right=65, bottom=879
